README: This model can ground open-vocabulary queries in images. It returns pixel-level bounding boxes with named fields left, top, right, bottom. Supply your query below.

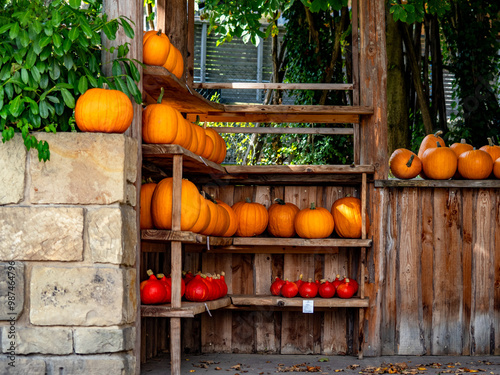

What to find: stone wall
left=0, top=133, right=138, bottom=375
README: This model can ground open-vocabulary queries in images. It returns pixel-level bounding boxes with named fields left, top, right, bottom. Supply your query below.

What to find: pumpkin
left=215, top=200, right=239, bottom=237
left=331, top=196, right=365, bottom=239
left=205, top=127, right=227, bottom=164
left=163, top=45, right=179, bottom=73
left=421, top=141, right=457, bottom=180
left=200, top=133, right=215, bottom=160
left=233, top=198, right=269, bottom=237
left=143, top=29, right=171, bottom=66
left=142, top=88, right=179, bottom=144
left=294, top=202, right=334, bottom=239
left=74, top=88, right=133, bottom=133
left=140, top=271, right=167, bottom=305
left=298, top=278, right=319, bottom=298
left=140, top=182, right=157, bottom=230
left=199, top=196, right=219, bottom=236
left=151, top=177, right=201, bottom=231
left=184, top=274, right=209, bottom=302
left=318, top=279, right=336, bottom=298
left=280, top=280, right=299, bottom=298
left=457, top=149, right=493, bottom=180
left=211, top=201, right=230, bottom=237
left=494, top=157, right=500, bottom=179
left=450, top=138, right=473, bottom=157
left=418, top=129, right=446, bottom=159
left=270, top=276, right=286, bottom=296
left=267, top=198, right=300, bottom=237
left=336, top=278, right=357, bottom=299
left=480, top=137, right=500, bottom=163
left=171, top=47, right=184, bottom=79
left=389, top=148, right=422, bottom=179
left=172, top=111, right=193, bottom=149
left=191, top=123, right=207, bottom=156
left=189, top=196, right=211, bottom=234
left=184, top=121, right=198, bottom=154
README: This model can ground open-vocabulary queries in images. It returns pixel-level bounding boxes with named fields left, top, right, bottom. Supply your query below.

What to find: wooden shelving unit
left=141, top=296, right=232, bottom=318
left=230, top=295, right=370, bottom=308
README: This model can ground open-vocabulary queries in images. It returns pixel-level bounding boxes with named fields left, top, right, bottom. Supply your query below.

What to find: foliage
left=0, top=0, right=141, bottom=161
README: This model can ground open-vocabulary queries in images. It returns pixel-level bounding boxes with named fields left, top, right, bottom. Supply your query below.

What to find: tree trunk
left=429, top=14, right=447, bottom=131
left=386, top=4, right=410, bottom=152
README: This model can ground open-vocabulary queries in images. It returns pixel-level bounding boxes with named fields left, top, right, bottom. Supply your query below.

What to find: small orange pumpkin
left=190, top=196, right=211, bottom=234
left=151, top=177, right=201, bottom=231
left=184, top=121, right=199, bottom=154
left=172, top=111, right=193, bottom=149
left=331, top=196, right=365, bottom=239
left=200, top=133, right=215, bottom=160
left=163, top=45, right=179, bottom=73
left=140, top=182, right=157, bottom=230
left=205, top=128, right=227, bottom=164
left=200, top=197, right=218, bottom=236
left=143, top=29, right=171, bottom=66
left=216, top=200, right=238, bottom=237
left=418, top=129, right=445, bottom=159
left=421, top=142, right=457, bottom=180
left=389, top=148, right=422, bottom=179
left=75, top=88, right=133, bottom=133
left=294, top=202, right=334, bottom=239
left=450, top=138, right=473, bottom=157
left=191, top=123, right=207, bottom=156
left=493, top=157, right=500, bottom=179
left=458, top=149, right=493, bottom=180
left=212, top=202, right=230, bottom=237
left=142, top=88, right=179, bottom=144
left=480, top=137, right=500, bottom=163
left=233, top=198, right=269, bottom=237
left=171, top=47, right=184, bottom=79
left=267, top=198, right=300, bottom=238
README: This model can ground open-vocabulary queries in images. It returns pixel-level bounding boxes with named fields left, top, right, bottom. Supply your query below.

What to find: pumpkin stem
left=310, top=202, right=316, bottom=210
left=221, top=271, right=225, bottom=276
left=157, top=273, right=165, bottom=279
left=147, top=269, right=154, bottom=277
left=434, top=130, right=443, bottom=137
left=245, top=197, right=252, bottom=203
left=203, top=192, right=217, bottom=204
left=274, top=198, right=286, bottom=205
left=406, top=154, right=415, bottom=168
left=157, top=29, right=162, bottom=36
left=436, top=141, right=442, bottom=148
left=488, top=137, right=495, bottom=146
left=460, top=138, right=467, bottom=144
left=157, top=87, right=165, bottom=104
left=320, top=278, right=327, bottom=283
left=345, top=278, right=350, bottom=283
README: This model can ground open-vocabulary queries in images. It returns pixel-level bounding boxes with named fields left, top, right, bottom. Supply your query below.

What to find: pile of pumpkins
left=140, top=269, right=228, bottom=305
left=143, top=29, right=184, bottom=79
left=142, top=88, right=227, bottom=163
left=390, top=131, right=500, bottom=180
left=271, top=275, right=359, bottom=299
left=141, top=177, right=367, bottom=239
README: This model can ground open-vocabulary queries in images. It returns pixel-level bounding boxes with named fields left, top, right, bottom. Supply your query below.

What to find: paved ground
left=141, top=353, right=500, bottom=374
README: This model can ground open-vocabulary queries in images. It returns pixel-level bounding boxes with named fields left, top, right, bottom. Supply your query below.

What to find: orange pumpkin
left=172, top=111, right=193, bottom=149
left=140, top=182, right=157, bottom=230
left=191, top=123, right=207, bottom=156
left=163, top=45, right=179, bottom=73
left=233, top=198, right=269, bottom=237
left=418, top=130, right=445, bottom=159
left=421, top=142, right=457, bottom=180
left=200, top=197, right=218, bottom=236
left=458, top=149, right=493, bottom=180
left=212, top=202, right=230, bottom=237
left=142, top=89, right=179, bottom=144
left=294, top=202, right=334, bottom=239
left=151, top=177, right=201, bottom=231
left=74, top=88, right=133, bottom=133
left=205, top=127, right=227, bottom=164
left=171, top=47, right=184, bottom=79
left=480, top=137, right=500, bottom=163
left=200, top=133, right=215, bottom=160
left=267, top=198, right=300, bottom=238
left=389, top=148, right=422, bottom=179
left=184, top=121, right=198, bottom=154
left=143, top=29, right=171, bottom=66
left=450, top=138, right=473, bottom=157
left=216, top=200, right=238, bottom=237
left=493, top=157, right=500, bottom=179
left=331, top=196, right=365, bottom=239
left=190, top=196, right=211, bottom=234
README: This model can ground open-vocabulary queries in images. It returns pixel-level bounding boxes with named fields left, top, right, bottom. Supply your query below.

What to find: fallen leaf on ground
left=231, top=364, right=242, bottom=370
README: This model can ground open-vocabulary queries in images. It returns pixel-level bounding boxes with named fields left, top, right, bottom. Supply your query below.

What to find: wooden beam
left=222, top=104, right=374, bottom=114
left=375, top=179, right=500, bottom=188
left=209, top=127, right=355, bottom=135
left=188, top=113, right=360, bottom=124
left=192, top=82, right=354, bottom=90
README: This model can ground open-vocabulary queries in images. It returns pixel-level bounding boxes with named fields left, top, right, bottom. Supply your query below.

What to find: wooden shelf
left=141, top=296, right=232, bottom=318
left=375, top=179, right=500, bottom=188
left=230, top=295, right=369, bottom=308
left=141, top=229, right=233, bottom=247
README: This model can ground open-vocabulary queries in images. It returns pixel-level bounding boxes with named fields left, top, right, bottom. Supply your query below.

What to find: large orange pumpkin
left=421, top=142, right=457, bottom=180
left=143, top=29, right=171, bottom=66
left=171, top=47, right=184, bottom=79
left=233, top=198, right=269, bottom=237
left=184, top=121, right=199, bottom=154
left=75, top=88, right=133, bottom=133
left=216, top=200, right=238, bottom=237
left=200, top=133, right=214, bottom=160
left=142, top=90, right=179, bottom=144
left=294, top=202, right=334, bottom=239
left=205, top=127, right=227, bottom=164
left=211, top=202, right=230, bottom=237
left=191, top=123, right=207, bottom=156
left=200, top=197, right=218, bottom=236
left=389, top=148, right=422, bottom=179
left=163, top=45, right=180, bottom=73
left=190, top=196, right=211, bottom=234
left=140, top=182, right=157, bottom=230
left=418, top=130, right=445, bottom=159
left=458, top=149, right=493, bottom=180
left=331, top=196, right=365, bottom=239
left=480, top=137, right=500, bottom=163
left=450, top=139, right=473, bottom=157
left=151, top=177, right=201, bottom=231
left=172, top=111, right=193, bottom=150
left=267, top=198, right=300, bottom=238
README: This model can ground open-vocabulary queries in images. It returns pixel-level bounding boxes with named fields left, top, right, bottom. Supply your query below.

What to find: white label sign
left=302, top=300, right=314, bottom=313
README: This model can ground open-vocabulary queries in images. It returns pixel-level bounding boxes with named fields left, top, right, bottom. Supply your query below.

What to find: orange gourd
left=74, top=88, right=133, bottom=133
left=331, top=196, right=365, bottom=239
left=458, top=149, right=493, bottom=180
left=418, top=129, right=445, bottom=159
left=163, top=45, right=179, bottom=73
left=267, top=198, right=300, bottom=238
left=494, top=157, right=500, bottom=179
left=389, top=148, right=422, bottom=179
left=143, top=29, right=171, bottom=66
left=450, top=139, right=473, bottom=157
left=421, top=141, right=457, bottom=180
left=140, top=182, right=157, bottom=230
left=216, top=200, right=238, bottom=237
left=233, top=198, right=269, bottom=237
left=142, top=88, right=179, bottom=144
left=294, top=202, right=334, bottom=239
left=480, top=137, right=500, bottom=163
left=151, top=177, right=201, bottom=231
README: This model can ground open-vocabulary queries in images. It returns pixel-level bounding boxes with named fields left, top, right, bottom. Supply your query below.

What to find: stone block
left=0, top=357, right=46, bottom=375
left=30, top=266, right=133, bottom=326
left=29, top=133, right=132, bottom=204
left=0, top=262, right=24, bottom=320
left=0, top=134, right=26, bottom=205
left=0, top=207, right=84, bottom=261
left=73, top=326, right=135, bottom=354
left=87, top=206, right=136, bottom=266
left=125, top=136, right=138, bottom=183
left=0, top=327, right=72, bottom=355
left=46, top=354, right=135, bottom=375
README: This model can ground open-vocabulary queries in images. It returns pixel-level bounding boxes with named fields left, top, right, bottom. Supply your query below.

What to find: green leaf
left=120, top=18, right=135, bottom=39
left=60, top=88, right=75, bottom=108
left=46, top=95, right=60, bottom=104
left=0, top=88, right=4, bottom=111
left=0, top=23, right=12, bottom=35
left=79, top=16, right=93, bottom=38
left=51, top=9, right=62, bottom=26
left=112, top=60, right=122, bottom=76
left=26, top=97, right=39, bottom=115
left=63, top=37, right=72, bottom=53
left=69, top=0, right=82, bottom=9
left=25, top=46, right=36, bottom=69
left=55, top=83, right=73, bottom=89
left=9, top=94, right=23, bottom=117
left=77, top=76, right=88, bottom=94
left=86, top=74, right=98, bottom=87
left=114, top=77, right=129, bottom=96
left=39, top=99, right=48, bottom=118
left=31, top=65, right=41, bottom=83
left=20, top=68, right=29, bottom=84
left=39, top=35, right=52, bottom=48
left=49, top=60, right=61, bottom=80
left=129, top=61, right=140, bottom=82
left=0, top=65, right=10, bottom=81
left=44, top=25, right=53, bottom=36
left=63, top=54, right=74, bottom=70
left=39, top=74, right=49, bottom=89
left=9, top=22, right=20, bottom=39
left=68, top=27, right=80, bottom=42
left=52, top=33, right=62, bottom=48
left=19, top=29, right=30, bottom=47
left=102, top=22, right=117, bottom=40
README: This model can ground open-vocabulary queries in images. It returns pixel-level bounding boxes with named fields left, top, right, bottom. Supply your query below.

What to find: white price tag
left=207, top=236, right=210, bottom=250
left=302, top=300, right=314, bottom=314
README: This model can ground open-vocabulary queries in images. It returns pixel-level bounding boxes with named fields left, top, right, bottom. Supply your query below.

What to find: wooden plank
left=189, top=113, right=360, bottom=124
left=376, top=179, right=500, bottom=189
left=209, top=127, right=355, bottom=135
left=431, top=189, right=463, bottom=355
left=222, top=104, right=374, bottom=114
left=192, top=82, right=354, bottom=90
left=230, top=295, right=370, bottom=308
left=202, top=246, right=341, bottom=254
left=462, top=189, right=473, bottom=355
left=225, top=164, right=375, bottom=175
left=194, top=174, right=369, bottom=186
left=170, top=318, right=181, bottom=375
left=201, top=310, right=233, bottom=353
left=493, top=191, right=500, bottom=355
left=141, top=229, right=233, bottom=246
left=187, top=0, right=195, bottom=86
left=141, top=297, right=232, bottom=318
left=232, top=237, right=372, bottom=247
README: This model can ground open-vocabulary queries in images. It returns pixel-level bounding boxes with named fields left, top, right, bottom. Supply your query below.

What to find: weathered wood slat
left=141, top=230, right=233, bottom=246
left=189, top=113, right=360, bottom=124
left=461, top=189, right=473, bottom=355
left=210, top=127, right=355, bottom=134
left=225, top=164, right=375, bottom=174
left=232, top=237, right=372, bottom=247
left=222, top=104, right=374, bottom=114
left=230, top=295, right=370, bottom=308
left=141, top=296, right=232, bottom=318
left=493, top=192, right=500, bottom=355
left=376, top=179, right=500, bottom=188
left=192, top=82, right=354, bottom=90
